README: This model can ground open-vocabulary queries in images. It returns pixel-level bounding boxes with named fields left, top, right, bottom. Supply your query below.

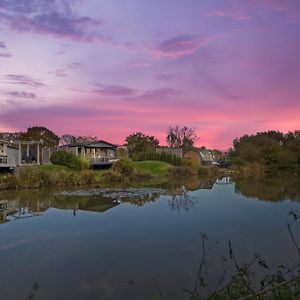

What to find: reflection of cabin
left=184, top=178, right=216, bottom=191
left=78, top=198, right=119, bottom=213
left=61, top=140, right=118, bottom=166
left=184, top=149, right=216, bottom=166
left=0, top=200, right=18, bottom=223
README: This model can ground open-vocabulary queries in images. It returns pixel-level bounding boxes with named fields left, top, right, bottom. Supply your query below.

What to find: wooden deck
left=88, top=157, right=118, bottom=166
left=0, top=163, right=16, bottom=169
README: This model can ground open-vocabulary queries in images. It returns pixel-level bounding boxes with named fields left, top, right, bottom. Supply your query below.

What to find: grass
left=33, top=164, right=68, bottom=172
left=133, top=160, right=172, bottom=177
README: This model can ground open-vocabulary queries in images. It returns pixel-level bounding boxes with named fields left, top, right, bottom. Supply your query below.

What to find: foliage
left=111, top=158, right=135, bottom=176
left=14, top=166, right=53, bottom=188
left=132, top=151, right=182, bottom=166
left=125, top=132, right=159, bottom=156
left=21, top=126, right=59, bottom=147
left=231, top=130, right=300, bottom=169
left=166, top=125, right=198, bottom=150
left=189, top=218, right=300, bottom=300
left=0, top=131, right=22, bottom=142
left=50, top=150, right=89, bottom=171
left=59, top=134, right=97, bottom=145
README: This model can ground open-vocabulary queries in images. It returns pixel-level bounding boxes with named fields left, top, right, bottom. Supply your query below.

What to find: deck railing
left=88, top=157, right=118, bottom=164
left=0, top=156, right=16, bottom=165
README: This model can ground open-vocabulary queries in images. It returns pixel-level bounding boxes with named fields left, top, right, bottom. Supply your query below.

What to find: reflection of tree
left=121, top=192, right=160, bottom=206
left=234, top=173, right=300, bottom=202
left=168, top=186, right=196, bottom=212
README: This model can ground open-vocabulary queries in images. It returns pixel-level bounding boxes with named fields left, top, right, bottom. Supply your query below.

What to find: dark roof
left=0, top=140, right=19, bottom=149
left=64, top=140, right=117, bottom=148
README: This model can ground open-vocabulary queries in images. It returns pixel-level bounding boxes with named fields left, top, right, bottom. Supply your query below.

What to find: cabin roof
left=64, top=140, right=117, bottom=148
left=0, top=140, right=19, bottom=149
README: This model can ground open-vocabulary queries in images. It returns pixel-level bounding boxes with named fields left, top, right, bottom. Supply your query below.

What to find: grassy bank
left=0, top=160, right=229, bottom=190
left=0, top=161, right=173, bottom=190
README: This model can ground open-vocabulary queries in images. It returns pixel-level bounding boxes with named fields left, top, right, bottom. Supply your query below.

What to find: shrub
left=131, top=151, right=182, bottom=166
left=112, top=158, right=134, bottom=176
left=101, top=171, right=123, bottom=184
left=50, top=151, right=89, bottom=171
left=79, top=170, right=97, bottom=185
left=15, top=166, right=53, bottom=188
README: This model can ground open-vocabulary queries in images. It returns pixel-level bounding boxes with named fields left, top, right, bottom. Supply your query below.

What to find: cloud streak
left=3, top=74, right=46, bottom=87
left=153, top=36, right=215, bottom=58
left=93, top=84, right=136, bottom=97
left=7, top=91, right=37, bottom=99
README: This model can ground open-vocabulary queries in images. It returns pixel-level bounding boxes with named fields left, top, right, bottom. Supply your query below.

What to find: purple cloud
left=55, top=69, right=67, bottom=77
left=68, top=62, right=81, bottom=69
left=0, top=1, right=109, bottom=43
left=0, top=41, right=6, bottom=48
left=142, top=88, right=179, bottom=99
left=154, top=36, right=215, bottom=58
left=93, top=84, right=136, bottom=97
left=0, top=52, right=11, bottom=57
left=3, top=74, right=46, bottom=88
left=8, top=91, right=36, bottom=99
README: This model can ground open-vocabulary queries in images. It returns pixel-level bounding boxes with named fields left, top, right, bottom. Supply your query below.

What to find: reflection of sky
left=0, top=0, right=299, bottom=149
left=1, top=182, right=300, bottom=299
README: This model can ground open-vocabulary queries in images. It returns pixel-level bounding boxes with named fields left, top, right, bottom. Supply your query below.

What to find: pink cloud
left=152, top=35, right=215, bottom=58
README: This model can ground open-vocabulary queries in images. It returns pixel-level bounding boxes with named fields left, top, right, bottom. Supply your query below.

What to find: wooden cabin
left=0, top=140, right=20, bottom=169
left=61, top=140, right=118, bottom=166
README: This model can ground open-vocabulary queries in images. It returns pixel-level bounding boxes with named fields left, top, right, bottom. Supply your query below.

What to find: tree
left=0, top=131, right=22, bottom=142
left=125, top=132, right=159, bottom=156
left=166, top=125, right=198, bottom=150
left=59, top=134, right=97, bottom=146
left=21, top=126, right=59, bottom=147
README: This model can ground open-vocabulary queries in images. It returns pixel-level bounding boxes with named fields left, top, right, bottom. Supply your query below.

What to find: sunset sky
left=0, top=0, right=299, bottom=149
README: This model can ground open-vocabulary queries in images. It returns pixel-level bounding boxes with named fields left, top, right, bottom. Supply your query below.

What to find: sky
left=0, top=0, right=299, bottom=149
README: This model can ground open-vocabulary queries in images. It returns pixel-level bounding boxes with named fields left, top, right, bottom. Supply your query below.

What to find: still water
left=0, top=174, right=299, bottom=300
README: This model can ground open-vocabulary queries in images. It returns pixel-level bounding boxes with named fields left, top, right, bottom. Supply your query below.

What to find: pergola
left=15, top=141, right=40, bottom=165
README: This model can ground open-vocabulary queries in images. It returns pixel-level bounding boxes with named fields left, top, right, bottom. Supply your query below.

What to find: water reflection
left=0, top=173, right=300, bottom=300
left=234, top=173, right=300, bottom=202
left=1, top=173, right=299, bottom=225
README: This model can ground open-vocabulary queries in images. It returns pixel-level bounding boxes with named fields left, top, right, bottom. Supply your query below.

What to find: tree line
left=230, top=130, right=300, bottom=168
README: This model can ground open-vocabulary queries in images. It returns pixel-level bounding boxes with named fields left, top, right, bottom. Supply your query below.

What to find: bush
left=101, top=171, right=123, bottom=184
left=131, top=151, right=182, bottom=166
left=15, top=166, right=53, bottom=188
left=111, top=158, right=134, bottom=176
left=50, top=151, right=89, bottom=171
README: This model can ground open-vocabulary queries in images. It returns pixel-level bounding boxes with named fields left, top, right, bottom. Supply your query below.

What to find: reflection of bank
left=0, top=200, right=17, bottom=223
left=184, top=178, right=216, bottom=191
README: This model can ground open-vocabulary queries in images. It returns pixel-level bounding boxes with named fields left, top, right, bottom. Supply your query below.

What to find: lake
left=0, top=174, right=299, bottom=300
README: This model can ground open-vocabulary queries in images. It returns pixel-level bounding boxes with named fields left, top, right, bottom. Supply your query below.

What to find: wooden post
left=37, top=143, right=40, bottom=164
left=26, top=144, right=29, bottom=156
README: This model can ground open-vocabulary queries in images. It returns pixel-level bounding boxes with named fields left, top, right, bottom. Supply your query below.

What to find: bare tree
left=166, top=125, right=198, bottom=150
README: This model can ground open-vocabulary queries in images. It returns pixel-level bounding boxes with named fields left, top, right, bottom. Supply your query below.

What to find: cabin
left=61, top=140, right=118, bottom=166
left=183, top=149, right=216, bottom=166
left=0, top=140, right=42, bottom=169
left=0, top=140, right=20, bottom=169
